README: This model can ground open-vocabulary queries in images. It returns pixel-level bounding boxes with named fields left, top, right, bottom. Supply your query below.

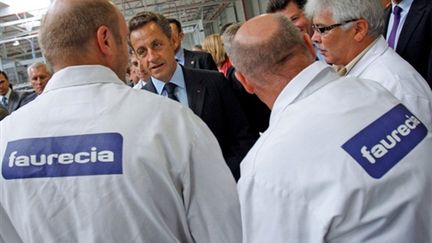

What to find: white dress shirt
left=150, top=63, right=189, bottom=106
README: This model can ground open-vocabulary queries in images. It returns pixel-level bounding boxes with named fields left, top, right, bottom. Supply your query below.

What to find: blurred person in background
left=22, top=62, right=52, bottom=104
left=202, top=34, right=233, bottom=77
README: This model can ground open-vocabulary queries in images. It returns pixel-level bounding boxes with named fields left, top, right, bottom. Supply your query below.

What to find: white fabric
left=348, top=36, right=432, bottom=130
left=238, top=61, right=432, bottom=243
left=132, top=79, right=146, bottom=89
left=0, top=65, right=241, bottom=243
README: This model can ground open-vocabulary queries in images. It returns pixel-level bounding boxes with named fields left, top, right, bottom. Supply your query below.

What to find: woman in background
left=202, top=34, right=232, bottom=77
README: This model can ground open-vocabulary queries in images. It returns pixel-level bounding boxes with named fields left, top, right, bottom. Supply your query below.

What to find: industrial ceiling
left=0, top=0, right=233, bottom=65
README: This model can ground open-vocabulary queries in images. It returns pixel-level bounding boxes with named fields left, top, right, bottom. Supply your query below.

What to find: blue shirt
left=386, top=0, right=414, bottom=48
left=151, top=63, right=189, bottom=106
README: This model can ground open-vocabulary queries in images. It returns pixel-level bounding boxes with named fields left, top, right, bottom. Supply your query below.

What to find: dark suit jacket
left=143, top=67, right=258, bottom=180
left=21, top=91, right=37, bottom=107
left=226, top=66, right=270, bottom=134
left=0, top=104, right=8, bottom=121
left=183, top=49, right=218, bottom=71
left=7, top=89, right=31, bottom=114
left=384, top=0, right=432, bottom=87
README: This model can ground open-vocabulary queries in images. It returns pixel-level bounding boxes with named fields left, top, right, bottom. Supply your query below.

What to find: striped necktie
left=164, top=83, right=178, bottom=102
left=1, top=96, right=8, bottom=107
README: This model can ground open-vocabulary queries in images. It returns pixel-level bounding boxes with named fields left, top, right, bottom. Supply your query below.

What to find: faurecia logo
left=342, top=104, right=427, bottom=179
left=2, top=133, right=123, bottom=180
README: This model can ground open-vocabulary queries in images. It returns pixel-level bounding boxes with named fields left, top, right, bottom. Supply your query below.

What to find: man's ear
left=96, top=25, right=114, bottom=57
left=353, top=19, right=368, bottom=42
left=235, top=70, right=255, bottom=94
left=178, top=32, right=184, bottom=42
left=303, top=33, right=316, bottom=59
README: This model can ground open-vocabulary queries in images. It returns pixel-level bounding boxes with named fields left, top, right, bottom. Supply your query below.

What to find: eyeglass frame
left=311, top=19, right=359, bottom=35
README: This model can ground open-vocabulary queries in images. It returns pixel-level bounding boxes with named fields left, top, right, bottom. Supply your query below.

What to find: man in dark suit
left=0, top=104, right=8, bottom=121
left=168, top=18, right=218, bottom=71
left=0, top=70, right=30, bottom=114
left=384, top=0, right=432, bottom=88
left=129, top=12, right=257, bottom=180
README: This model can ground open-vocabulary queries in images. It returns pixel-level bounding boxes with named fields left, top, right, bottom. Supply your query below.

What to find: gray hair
left=304, top=0, right=384, bottom=37
left=27, top=62, right=52, bottom=76
left=231, top=14, right=306, bottom=79
left=39, top=0, right=122, bottom=67
left=222, top=22, right=242, bottom=56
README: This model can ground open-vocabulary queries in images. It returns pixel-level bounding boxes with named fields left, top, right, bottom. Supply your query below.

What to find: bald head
left=39, top=0, right=123, bottom=69
left=231, top=14, right=309, bottom=80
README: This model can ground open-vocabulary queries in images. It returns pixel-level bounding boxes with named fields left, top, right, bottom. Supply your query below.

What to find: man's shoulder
left=183, top=66, right=224, bottom=80
left=184, top=49, right=210, bottom=58
left=11, top=89, right=32, bottom=100
left=361, top=46, right=430, bottom=91
left=20, top=91, right=37, bottom=105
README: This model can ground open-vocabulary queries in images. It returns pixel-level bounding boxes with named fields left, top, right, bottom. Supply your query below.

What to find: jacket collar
left=271, top=61, right=338, bottom=125
left=43, top=65, right=125, bottom=94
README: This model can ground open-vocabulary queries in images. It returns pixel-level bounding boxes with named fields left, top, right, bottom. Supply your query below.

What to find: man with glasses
left=305, top=0, right=432, bottom=130
left=231, top=13, right=432, bottom=243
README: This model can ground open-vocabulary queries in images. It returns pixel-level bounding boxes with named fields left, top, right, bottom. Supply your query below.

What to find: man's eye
left=136, top=48, right=146, bottom=57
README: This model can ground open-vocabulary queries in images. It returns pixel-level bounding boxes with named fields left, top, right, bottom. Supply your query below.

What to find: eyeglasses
left=312, top=19, right=359, bottom=35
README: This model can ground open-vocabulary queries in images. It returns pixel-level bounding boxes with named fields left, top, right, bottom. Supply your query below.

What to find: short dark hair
left=129, top=12, right=172, bottom=39
left=167, top=18, right=183, bottom=33
left=266, top=0, right=307, bottom=13
left=0, top=70, right=9, bottom=81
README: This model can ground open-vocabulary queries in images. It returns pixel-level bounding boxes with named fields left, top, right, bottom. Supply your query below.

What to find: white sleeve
left=181, top=115, right=242, bottom=243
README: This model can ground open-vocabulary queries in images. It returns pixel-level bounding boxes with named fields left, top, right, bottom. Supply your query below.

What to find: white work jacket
left=0, top=65, right=242, bottom=243
left=348, top=36, right=432, bottom=130
left=238, top=62, right=432, bottom=243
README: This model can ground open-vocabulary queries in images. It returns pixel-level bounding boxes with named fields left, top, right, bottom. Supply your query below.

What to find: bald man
left=231, top=14, right=432, bottom=243
left=0, top=0, right=240, bottom=242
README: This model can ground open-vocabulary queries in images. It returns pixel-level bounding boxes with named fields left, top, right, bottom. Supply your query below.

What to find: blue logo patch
left=342, top=104, right=427, bottom=179
left=2, top=133, right=123, bottom=180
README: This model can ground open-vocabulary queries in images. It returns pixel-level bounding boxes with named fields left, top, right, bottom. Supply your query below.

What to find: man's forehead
left=31, top=66, right=48, bottom=73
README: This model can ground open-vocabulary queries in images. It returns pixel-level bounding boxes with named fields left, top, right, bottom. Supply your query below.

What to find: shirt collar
left=175, top=48, right=185, bottom=65
left=393, top=0, right=413, bottom=11
left=271, top=61, right=339, bottom=125
left=335, top=37, right=379, bottom=76
left=151, top=63, right=185, bottom=94
left=2, top=88, right=11, bottom=99
left=43, top=65, right=125, bottom=94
